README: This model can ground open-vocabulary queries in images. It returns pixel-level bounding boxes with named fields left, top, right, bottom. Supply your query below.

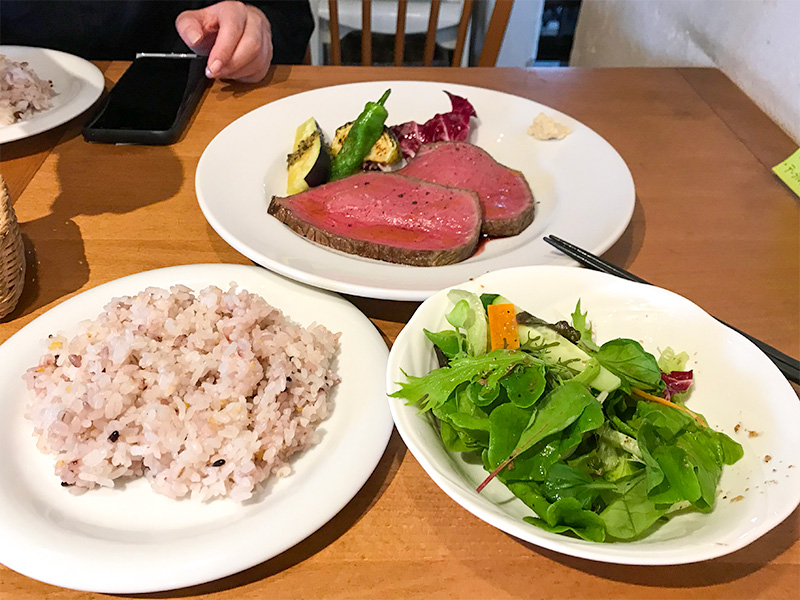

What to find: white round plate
left=0, top=46, right=104, bottom=144
left=196, top=81, right=635, bottom=301
left=0, top=264, right=393, bottom=593
left=386, top=266, right=800, bottom=564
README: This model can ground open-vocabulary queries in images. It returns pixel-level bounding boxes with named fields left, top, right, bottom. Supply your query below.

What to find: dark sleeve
left=0, top=1, right=178, bottom=60
left=248, top=1, right=315, bottom=64
left=0, top=1, right=314, bottom=64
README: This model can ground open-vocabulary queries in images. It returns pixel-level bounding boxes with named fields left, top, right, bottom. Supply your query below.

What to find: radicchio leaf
left=661, top=370, right=693, bottom=401
left=390, top=91, right=478, bottom=159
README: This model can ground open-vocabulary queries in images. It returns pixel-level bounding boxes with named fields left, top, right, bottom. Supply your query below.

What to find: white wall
left=570, top=0, right=800, bottom=143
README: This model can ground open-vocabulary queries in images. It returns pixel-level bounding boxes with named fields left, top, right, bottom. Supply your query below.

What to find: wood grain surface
left=0, top=64, right=797, bottom=600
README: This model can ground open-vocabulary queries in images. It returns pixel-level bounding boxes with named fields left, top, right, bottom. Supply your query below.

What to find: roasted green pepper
left=329, top=89, right=391, bottom=180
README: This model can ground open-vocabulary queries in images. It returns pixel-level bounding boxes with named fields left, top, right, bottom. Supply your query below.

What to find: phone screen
left=91, top=56, right=206, bottom=131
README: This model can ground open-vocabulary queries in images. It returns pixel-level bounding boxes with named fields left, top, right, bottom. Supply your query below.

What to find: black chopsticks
left=544, top=235, right=800, bottom=385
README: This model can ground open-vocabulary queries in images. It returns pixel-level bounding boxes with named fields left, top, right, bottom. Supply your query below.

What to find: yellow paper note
left=772, top=148, right=800, bottom=197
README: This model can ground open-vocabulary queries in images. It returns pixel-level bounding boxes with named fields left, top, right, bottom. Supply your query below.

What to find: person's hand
left=175, top=1, right=273, bottom=83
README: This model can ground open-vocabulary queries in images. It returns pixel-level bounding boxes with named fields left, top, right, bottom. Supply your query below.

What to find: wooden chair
left=324, top=0, right=515, bottom=67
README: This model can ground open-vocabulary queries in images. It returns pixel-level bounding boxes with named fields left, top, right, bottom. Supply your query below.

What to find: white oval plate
left=0, top=264, right=393, bottom=593
left=196, top=81, right=635, bottom=301
left=386, top=266, right=800, bottom=564
left=0, top=46, right=104, bottom=144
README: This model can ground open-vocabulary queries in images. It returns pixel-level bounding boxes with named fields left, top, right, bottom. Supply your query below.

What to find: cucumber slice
left=518, top=322, right=621, bottom=393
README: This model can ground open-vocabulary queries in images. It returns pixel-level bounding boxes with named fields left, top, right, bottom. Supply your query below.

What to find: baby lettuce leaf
left=711, top=428, right=745, bottom=466
left=446, top=289, right=488, bottom=356
left=595, top=339, right=664, bottom=392
left=578, top=423, right=644, bottom=484
left=657, top=346, right=690, bottom=373
left=391, top=349, right=531, bottom=412
left=634, top=400, right=693, bottom=438
left=541, top=463, right=616, bottom=508
left=466, top=379, right=500, bottom=406
left=495, top=393, right=606, bottom=483
left=445, top=298, right=471, bottom=330
left=507, top=381, right=601, bottom=461
left=510, top=482, right=607, bottom=542
left=486, top=403, right=532, bottom=469
left=480, top=293, right=502, bottom=310
left=571, top=300, right=600, bottom=353
left=590, top=437, right=644, bottom=482
left=524, top=500, right=607, bottom=542
left=597, top=423, right=642, bottom=461
left=500, top=364, right=546, bottom=409
left=634, top=402, right=742, bottom=511
left=433, top=384, right=490, bottom=452
left=424, top=328, right=464, bottom=360
left=495, top=438, right=561, bottom=483
left=599, top=474, right=670, bottom=540
left=667, top=429, right=737, bottom=510
left=602, top=391, right=638, bottom=438
left=480, top=381, right=603, bottom=489
left=440, top=420, right=471, bottom=453
left=650, top=443, right=704, bottom=506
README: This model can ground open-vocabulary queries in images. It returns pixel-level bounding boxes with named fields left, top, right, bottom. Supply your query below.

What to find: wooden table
left=1, top=64, right=798, bottom=599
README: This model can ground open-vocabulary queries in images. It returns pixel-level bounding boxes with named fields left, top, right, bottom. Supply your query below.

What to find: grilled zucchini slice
left=330, top=122, right=401, bottom=167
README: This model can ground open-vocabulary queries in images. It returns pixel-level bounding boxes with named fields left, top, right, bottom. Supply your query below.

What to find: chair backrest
left=325, top=0, right=515, bottom=67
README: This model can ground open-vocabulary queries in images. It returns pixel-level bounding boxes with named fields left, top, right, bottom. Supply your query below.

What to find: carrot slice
left=631, top=387, right=708, bottom=427
left=487, top=303, right=520, bottom=351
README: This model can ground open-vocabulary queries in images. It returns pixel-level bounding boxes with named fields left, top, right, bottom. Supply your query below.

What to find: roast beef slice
left=400, top=141, right=535, bottom=237
left=268, top=172, right=482, bottom=267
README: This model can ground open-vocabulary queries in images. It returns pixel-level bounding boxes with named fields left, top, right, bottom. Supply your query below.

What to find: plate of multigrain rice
left=0, top=46, right=104, bottom=143
left=0, top=264, right=393, bottom=593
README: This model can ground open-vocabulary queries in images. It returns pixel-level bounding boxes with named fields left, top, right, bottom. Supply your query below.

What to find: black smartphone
left=82, top=54, right=210, bottom=145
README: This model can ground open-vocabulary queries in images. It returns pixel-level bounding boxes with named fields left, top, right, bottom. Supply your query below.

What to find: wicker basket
left=0, top=175, right=26, bottom=319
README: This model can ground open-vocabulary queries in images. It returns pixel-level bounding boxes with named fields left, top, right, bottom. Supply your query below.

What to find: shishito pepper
left=330, top=89, right=391, bottom=180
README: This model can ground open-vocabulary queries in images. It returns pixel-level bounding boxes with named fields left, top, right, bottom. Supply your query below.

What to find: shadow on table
left=344, top=295, right=422, bottom=349
left=3, top=138, right=182, bottom=321
left=126, top=428, right=406, bottom=599
left=344, top=295, right=421, bottom=323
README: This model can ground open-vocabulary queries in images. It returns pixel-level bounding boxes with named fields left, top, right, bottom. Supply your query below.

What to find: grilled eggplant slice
left=287, top=118, right=331, bottom=194
left=331, top=121, right=401, bottom=167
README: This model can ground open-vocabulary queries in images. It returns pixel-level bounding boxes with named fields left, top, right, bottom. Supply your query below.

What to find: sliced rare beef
left=268, top=172, right=482, bottom=267
left=399, top=141, right=535, bottom=237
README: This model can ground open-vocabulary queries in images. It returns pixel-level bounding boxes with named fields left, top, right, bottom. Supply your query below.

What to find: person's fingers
left=175, top=10, right=216, bottom=55
left=204, top=3, right=248, bottom=78
left=216, top=7, right=272, bottom=81
left=175, top=1, right=273, bottom=82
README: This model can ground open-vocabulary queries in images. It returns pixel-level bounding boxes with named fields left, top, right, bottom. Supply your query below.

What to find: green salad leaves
left=391, top=291, right=743, bottom=542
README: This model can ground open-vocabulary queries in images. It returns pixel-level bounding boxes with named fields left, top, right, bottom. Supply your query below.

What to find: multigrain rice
left=24, top=284, right=340, bottom=502
left=0, top=54, right=56, bottom=126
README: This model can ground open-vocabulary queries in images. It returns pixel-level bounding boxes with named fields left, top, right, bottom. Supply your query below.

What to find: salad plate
left=386, top=266, right=800, bottom=564
left=196, top=81, right=635, bottom=301
left=0, top=46, right=104, bottom=144
left=0, top=264, right=393, bottom=593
